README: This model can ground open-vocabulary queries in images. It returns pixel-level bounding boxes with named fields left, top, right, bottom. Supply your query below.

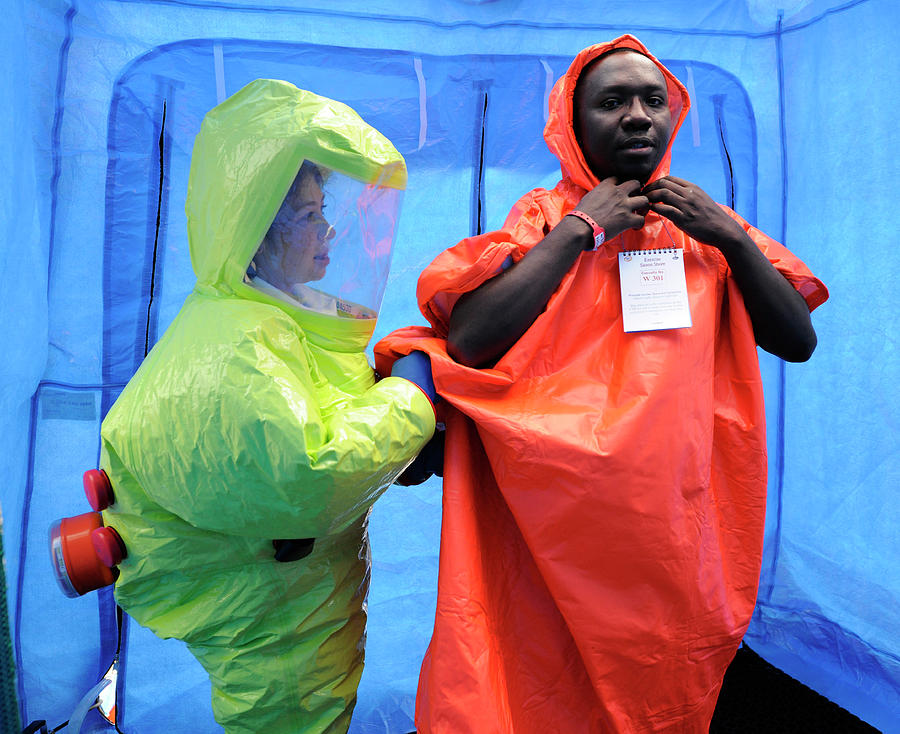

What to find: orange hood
left=544, top=34, right=690, bottom=192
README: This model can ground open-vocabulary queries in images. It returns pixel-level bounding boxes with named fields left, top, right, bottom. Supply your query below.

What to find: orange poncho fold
left=375, top=35, right=827, bottom=734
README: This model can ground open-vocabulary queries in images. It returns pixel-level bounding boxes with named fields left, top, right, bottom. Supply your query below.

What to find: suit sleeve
left=106, top=313, right=436, bottom=539
left=721, top=205, right=829, bottom=312
left=418, top=188, right=555, bottom=335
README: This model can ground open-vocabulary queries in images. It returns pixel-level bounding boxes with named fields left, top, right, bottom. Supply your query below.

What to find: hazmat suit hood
left=544, top=34, right=690, bottom=192
left=186, top=79, right=407, bottom=348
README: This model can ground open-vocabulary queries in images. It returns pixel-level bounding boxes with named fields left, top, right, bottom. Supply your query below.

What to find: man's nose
left=621, top=98, right=652, bottom=128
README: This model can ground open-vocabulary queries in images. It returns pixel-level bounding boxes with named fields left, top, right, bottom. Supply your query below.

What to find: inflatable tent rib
left=2, top=1, right=897, bottom=732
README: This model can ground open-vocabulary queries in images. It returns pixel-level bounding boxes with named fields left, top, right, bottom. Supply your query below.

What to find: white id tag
left=617, top=248, right=692, bottom=332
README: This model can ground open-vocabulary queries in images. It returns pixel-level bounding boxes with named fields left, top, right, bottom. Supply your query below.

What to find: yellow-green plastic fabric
left=100, top=79, right=434, bottom=734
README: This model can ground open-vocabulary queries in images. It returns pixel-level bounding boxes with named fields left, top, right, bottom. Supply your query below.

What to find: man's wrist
left=710, top=222, right=753, bottom=258
left=566, top=210, right=606, bottom=250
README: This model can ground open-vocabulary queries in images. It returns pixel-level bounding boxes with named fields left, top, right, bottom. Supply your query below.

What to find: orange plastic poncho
left=375, top=35, right=828, bottom=733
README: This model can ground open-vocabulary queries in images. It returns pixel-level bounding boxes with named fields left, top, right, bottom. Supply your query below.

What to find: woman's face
left=266, top=167, right=334, bottom=283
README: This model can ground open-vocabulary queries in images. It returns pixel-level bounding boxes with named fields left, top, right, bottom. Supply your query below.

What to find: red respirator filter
left=49, top=512, right=125, bottom=597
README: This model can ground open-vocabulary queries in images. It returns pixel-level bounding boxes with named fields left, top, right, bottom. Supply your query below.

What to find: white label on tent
left=41, top=390, right=97, bottom=421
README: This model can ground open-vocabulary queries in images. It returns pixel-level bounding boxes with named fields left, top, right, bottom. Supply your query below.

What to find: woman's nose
left=310, top=213, right=333, bottom=240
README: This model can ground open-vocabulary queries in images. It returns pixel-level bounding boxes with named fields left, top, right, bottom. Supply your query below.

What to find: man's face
left=574, top=51, right=673, bottom=184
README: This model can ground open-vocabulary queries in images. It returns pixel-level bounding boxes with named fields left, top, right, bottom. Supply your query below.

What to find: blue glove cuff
left=391, top=352, right=436, bottom=403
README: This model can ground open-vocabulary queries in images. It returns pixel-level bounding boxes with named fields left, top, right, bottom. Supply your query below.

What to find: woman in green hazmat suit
left=98, top=79, right=436, bottom=733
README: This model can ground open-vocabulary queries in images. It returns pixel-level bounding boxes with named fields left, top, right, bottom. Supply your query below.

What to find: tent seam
left=761, top=11, right=789, bottom=609
left=35, top=380, right=128, bottom=392
left=18, top=1, right=78, bottom=721
left=143, top=100, right=168, bottom=359
left=46, top=2, right=78, bottom=298
left=105, top=0, right=876, bottom=37
left=471, top=85, right=489, bottom=238
left=14, top=392, right=42, bottom=725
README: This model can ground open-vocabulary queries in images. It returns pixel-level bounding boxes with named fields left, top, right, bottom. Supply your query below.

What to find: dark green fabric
left=0, top=513, right=21, bottom=734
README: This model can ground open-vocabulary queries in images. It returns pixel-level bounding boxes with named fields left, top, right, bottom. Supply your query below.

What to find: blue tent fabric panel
left=2, top=1, right=899, bottom=732
left=16, top=386, right=104, bottom=724
left=119, top=622, right=221, bottom=731
left=350, top=481, right=442, bottom=734
left=744, top=3, right=900, bottom=731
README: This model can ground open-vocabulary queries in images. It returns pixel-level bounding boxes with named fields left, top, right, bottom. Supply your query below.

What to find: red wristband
left=567, top=209, right=606, bottom=251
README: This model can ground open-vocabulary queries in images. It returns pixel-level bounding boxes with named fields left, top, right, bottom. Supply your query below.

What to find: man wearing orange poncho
left=376, top=35, right=828, bottom=732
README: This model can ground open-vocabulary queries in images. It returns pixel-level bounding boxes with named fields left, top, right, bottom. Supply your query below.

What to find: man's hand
left=643, top=176, right=745, bottom=248
left=449, top=180, right=650, bottom=367
left=644, top=175, right=817, bottom=362
left=576, top=178, right=650, bottom=240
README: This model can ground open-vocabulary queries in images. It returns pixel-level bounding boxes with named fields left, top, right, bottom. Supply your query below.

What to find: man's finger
left=627, top=212, right=648, bottom=229
left=663, top=175, right=691, bottom=187
left=628, top=193, right=650, bottom=206
left=645, top=186, right=686, bottom=205
left=649, top=202, right=684, bottom=222
left=642, top=178, right=676, bottom=194
left=617, top=179, right=643, bottom=194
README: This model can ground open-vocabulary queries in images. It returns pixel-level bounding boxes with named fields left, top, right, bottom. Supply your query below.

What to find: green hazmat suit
left=100, top=79, right=436, bottom=733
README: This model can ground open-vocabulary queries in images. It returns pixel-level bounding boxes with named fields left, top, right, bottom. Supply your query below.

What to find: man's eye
left=648, top=97, right=666, bottom=107
left=600, top=99, right=620, bottom=110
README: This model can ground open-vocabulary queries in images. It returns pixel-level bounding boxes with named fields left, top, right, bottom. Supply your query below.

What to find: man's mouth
left=621, top=138, right=655, bottom=152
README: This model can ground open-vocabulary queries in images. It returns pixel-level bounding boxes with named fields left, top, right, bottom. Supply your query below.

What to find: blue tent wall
left=1, top=1, right=897, bottom=732
left=743, top=2, right=899, bottom=726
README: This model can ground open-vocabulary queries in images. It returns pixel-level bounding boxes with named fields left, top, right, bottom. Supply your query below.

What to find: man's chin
left=588, top=154, right=662, bottom=184
left=631, top=164, right=660, bottom=186
left=600, top=162, right=658, bottom=185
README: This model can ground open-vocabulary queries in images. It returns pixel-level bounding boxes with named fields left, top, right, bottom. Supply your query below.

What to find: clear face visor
left=249, top=160, right=402, bottom=319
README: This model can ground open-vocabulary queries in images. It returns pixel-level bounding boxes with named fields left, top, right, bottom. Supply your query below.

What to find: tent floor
left=710, top=644, right=882, bottom=733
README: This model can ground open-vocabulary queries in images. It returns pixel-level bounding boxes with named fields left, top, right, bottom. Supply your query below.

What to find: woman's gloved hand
left=395, top=429, right=445, bottom=486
